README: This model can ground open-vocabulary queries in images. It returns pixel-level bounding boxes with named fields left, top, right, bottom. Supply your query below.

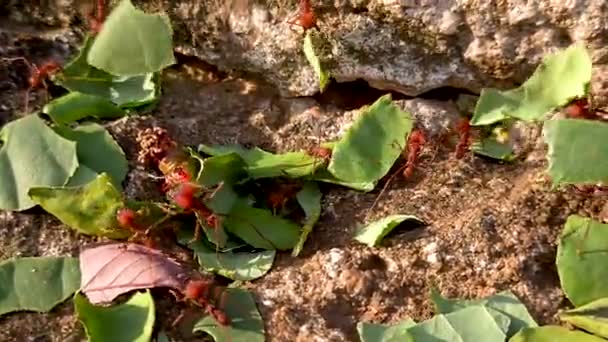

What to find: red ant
left=454, top=118, right=472, bottom=159
left=1, top=57, right=61, bottom=113
left=287, top=0, right=318, bottom=31
left=183, top=279, right=230, bottom=326
left=367, top=129, right=427, bottom=215
left=116, top=208, right=159, bottom=248
left=88, top=0, right=107, bottom=34
left=308, top=145, right=332, bottom=162
left=563, top=98, right=608, bottom=121
left=266, top=181, right=302, bottom=214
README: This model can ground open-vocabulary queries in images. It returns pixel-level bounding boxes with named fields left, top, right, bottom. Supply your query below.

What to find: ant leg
left=191, top=217, right=202, bottom=243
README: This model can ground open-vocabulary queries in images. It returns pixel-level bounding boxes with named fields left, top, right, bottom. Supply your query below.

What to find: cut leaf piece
left=303, top=30, right=331, bottom=92
left=193, top=288, right=264, bottom=342
left=55, top=36, right=157, bottom=107
left=80, top=242, right=189, bottom=304
left=43, top=92, right=124, bottom=124
left=354, top=215, right=424, bottom=247
left=509, top=326, right=605, bottom=342
left=431, top=288, right=537, bottom=337
left=224, top=202, right=301, bottom=250
left=75, top=291, right=155, bottom=342
left=199, top=144, right=321, bottom=179
left=292, top=182, right=322, bottom=256
left=560, top=297, right=608, bottom=339
left=556, top=215, right=608, bottom=307
left=311, top=168, right=375, bottom=192
left=179, top=232, right=275, bottom=281
left=471, top=44, right=592, bottom=125
left=328, top=94, right=413, bottom=183
left=29, top=173, right=129, bottom=238
left=0, top=257, right=80, bottom=315
left=357, top=319, right=416, bottom=342
left=408, top=306, right=507, bottom=342
left=0, top=115, right=78, bottom=211
left=543, top=119, right=608, bottom=186
left=54, top=123, right=128, bottom=188
left=471, top=138, right=516, bottom=161
left=87, top=0, right=175, bottom=76
left=197, top=153, right=248, bottom=187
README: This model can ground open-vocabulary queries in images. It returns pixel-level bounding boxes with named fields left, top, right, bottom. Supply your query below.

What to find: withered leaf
left=79, top=242, right=190, bottom=304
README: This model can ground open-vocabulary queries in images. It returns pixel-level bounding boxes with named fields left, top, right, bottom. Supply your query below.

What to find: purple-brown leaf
left=79, top=242, right=190, bottom=304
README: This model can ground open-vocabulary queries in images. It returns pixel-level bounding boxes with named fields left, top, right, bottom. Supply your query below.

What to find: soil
left=1, top=18, right=608, bottom=342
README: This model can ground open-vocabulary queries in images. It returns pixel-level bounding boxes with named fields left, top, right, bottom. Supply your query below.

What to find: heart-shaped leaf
left=29, top=173, right=129, bottom=238
left=328, top=94, right=413, bottom=183
left=0, top=257, right=80, bottom=315
left=87, top=0, right=175, bottom=76
left=0, top=115, right=78, bottom=211
left=75, top=290, right=155, bottom=342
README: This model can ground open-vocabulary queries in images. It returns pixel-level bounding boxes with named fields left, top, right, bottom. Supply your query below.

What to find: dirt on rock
left=1, top=20, right=607, bottom=342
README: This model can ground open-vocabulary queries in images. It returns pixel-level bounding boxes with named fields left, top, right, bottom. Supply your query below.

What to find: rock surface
left=4, top=0, right=608, bottom=97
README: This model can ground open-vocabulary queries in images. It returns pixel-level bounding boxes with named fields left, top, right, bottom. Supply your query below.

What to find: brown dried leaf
left=80, top=242, right=190, bottom=304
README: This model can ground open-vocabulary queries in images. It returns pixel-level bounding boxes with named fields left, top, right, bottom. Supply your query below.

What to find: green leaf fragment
left=311, top=168, right=375, bottom=191
left=328, top=94, right=413, bottom=183
left=197, top=153, right=248, bottom=187
left=54, top=123, right=128, bottom=188
left=224, top=202, right=300, bottom=250
left=354, top=215, right=424, bottom=247
left=75, top=291, right=155, bottom=342
left=29, top=173, right=129, bottom=239
left=292, top=182, right=322, bottom=256
left=509, top=326, right=606, bottom=342
left=87, top=0, right=175, bottom=76
left=560, top=297, right=608, bottom=339
left=180, top=232, right=275, bottom=281
left=0, top=115, right=78, bottom=211
left=471, top=138, right=516, bottom=161
left=543, top=119, right=608, bottom=186
left=0, top=257, right=80, bottom=315
left=200, top=144, right=321, bottom=179
left=357, top=319, right=416, bottom=342
left=430, top=288, right=537, bottom=337
left=303, top=30, right=331, bottom=92
left=55, top=36, right=157, bottom=107
left=193, top=288, right=264, bottom=342
left=43, top=92, right=124, bottom=124
left=408, top=306, right=507, bottom=342
left=557, top=215, right=608, bottom=307
left=471, top=44, right=592, bottom=125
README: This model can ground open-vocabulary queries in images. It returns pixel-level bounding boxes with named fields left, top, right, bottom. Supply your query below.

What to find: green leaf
left=471, top=44, right=592, bottom=125
left=471, top=138, right=516, bottom=161
left=357, top=319, right=416, bottom=342
left=560, top=297, right=608, bottom=338
left=0, top=257, right=80, bottom=315
left=430, top=288, right=537, bottom=337
left=55, top=36, right=157, bottom=107
left=292, top=182, right=322, bottom=256
left=407, top=306, right=508, bottom=342
left=28, top=173, right=129, bottom=239
left=87, top=0, right=175, bottom=76
left=543, top=119, right=608, bottom=186
left=179, top=232, right=275, bottom=281
left=303, top=30, right=330, bottom=92
left=224, top=202, right=300, bottom=250
left=199, top=144, right=320, bottom=179
left=193, top=288, right=264, bottom=342
left=43, top=92, right=125, bottom=124
left=328, top=94, right=413, bottom=183
left=197, top=153, right=248, bottom=187
left=354, top=215, right=424, bottom=247
left=66, top=165, right=101, bottom=187
left=0, top=115, right=78, bottom=211
left=311, top=168, right=375, bottom=191
left=556, top=215, right=608, bottom=307
left=509, top=326, right=606, bottom=342
left=54, top=123, right=128, bottom=188
left=75, top=291, right=155, bottom=342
